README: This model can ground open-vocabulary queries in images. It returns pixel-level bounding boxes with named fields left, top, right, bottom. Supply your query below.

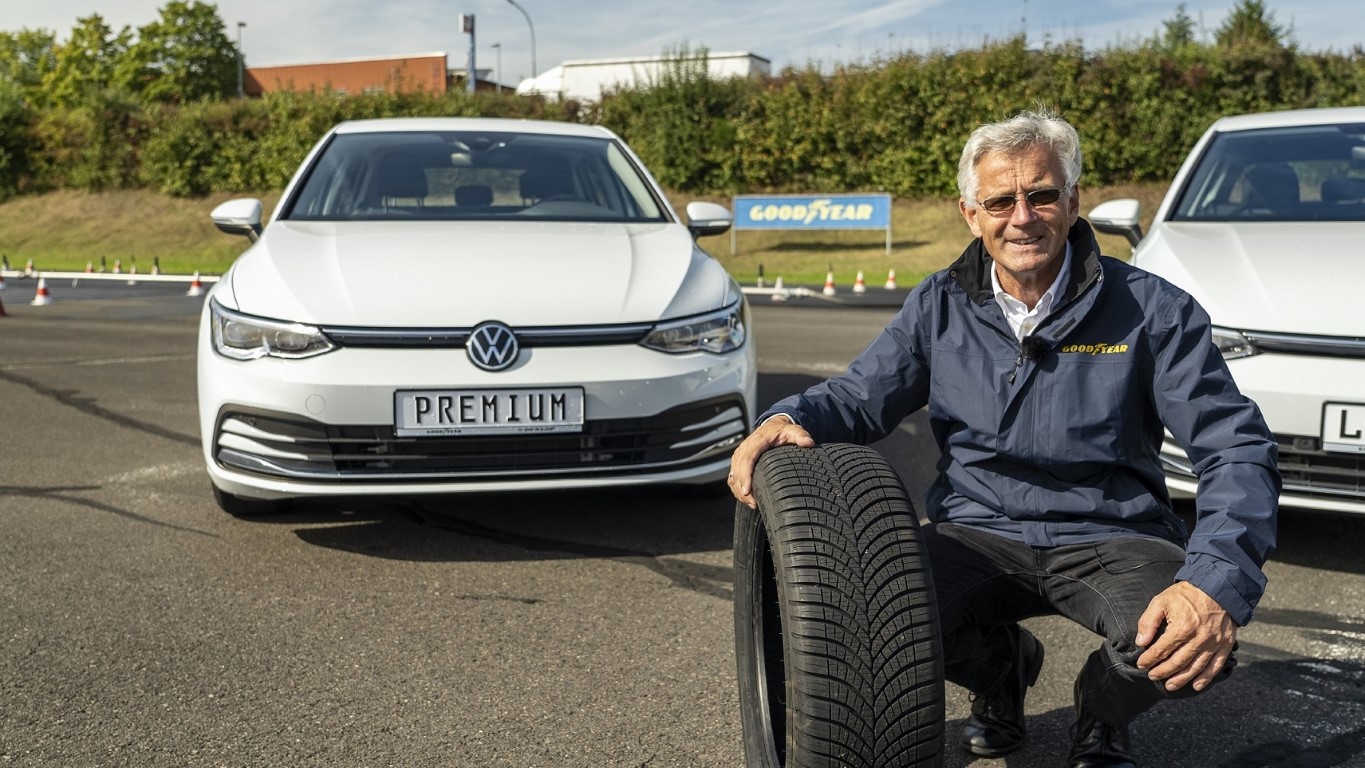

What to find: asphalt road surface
left=2, top=281, right=1363, bottom=767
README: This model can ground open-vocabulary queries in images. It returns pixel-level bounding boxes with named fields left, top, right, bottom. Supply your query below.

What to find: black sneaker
left=958, top=626, right=1045, bottom=758
left=1069, top=676, right=1137, bottom=767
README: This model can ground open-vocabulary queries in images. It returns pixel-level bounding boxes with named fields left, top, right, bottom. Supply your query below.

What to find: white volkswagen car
left=1090, top=106, right=1365, bottom=516
left=199, top=118, right=755, bottom=515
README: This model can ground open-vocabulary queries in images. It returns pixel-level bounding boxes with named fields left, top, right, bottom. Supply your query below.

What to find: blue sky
left=7, top=0, right=1362, bottom=87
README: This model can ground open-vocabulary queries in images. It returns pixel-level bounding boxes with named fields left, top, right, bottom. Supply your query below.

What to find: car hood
left=222, top=220, right=732, bottom=326
left=1133, top=221, right=1365, bottom=336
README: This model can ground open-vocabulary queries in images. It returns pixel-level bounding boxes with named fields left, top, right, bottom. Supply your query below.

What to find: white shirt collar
left=991, top=242, right=1072, bottom=341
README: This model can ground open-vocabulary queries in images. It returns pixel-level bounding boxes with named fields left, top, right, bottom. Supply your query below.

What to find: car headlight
left=1211, top=325, right=1258, bottom=360
left=210, top=300, right=337, bottom=360
left=641, top=303, right=747, bottom=354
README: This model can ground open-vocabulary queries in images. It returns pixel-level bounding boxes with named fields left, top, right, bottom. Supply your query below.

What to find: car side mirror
left=685, top=201, right=733, bottom=238
left=1088, top=199, right=1143, bottom=248
left=211, top=198, right=264, bottom=243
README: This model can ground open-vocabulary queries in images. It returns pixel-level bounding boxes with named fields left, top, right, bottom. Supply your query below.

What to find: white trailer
left=515, top=51, right=770, bottom=102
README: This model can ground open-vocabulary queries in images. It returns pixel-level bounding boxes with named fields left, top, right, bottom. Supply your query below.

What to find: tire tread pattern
left=745, top=443, right=944, bottom=767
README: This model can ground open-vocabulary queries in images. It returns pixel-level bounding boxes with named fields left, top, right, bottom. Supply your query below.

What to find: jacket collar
left=950, top=218, right=1104, bottom=307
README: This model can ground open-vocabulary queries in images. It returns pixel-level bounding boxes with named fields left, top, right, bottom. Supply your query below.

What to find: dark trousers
left=923, top=522, right=1235, bottom=726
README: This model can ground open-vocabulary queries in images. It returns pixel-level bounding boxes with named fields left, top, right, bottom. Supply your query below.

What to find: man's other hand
left=1135, top=581, right=1238, bottom=692
left=728, top=415, right=816, bottom=509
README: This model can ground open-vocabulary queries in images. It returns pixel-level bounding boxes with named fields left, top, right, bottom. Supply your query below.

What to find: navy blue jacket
left=764, top=219, right=1279, bottom=625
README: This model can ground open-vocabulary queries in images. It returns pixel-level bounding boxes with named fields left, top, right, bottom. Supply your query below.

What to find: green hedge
left=6, top=37, right=1365, bottom=201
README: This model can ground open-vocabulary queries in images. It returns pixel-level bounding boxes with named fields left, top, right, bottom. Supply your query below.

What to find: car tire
left=734, top=443, right=944, bottom=767
left=212, top=485, right=289, bottom=518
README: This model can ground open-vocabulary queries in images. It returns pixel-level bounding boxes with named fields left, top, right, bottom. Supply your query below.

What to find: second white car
left=1091, top=106, right=1365, bottom=516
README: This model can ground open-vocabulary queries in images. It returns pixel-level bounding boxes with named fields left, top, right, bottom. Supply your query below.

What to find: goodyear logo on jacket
left=1060, top=342, right=1130, bottom=355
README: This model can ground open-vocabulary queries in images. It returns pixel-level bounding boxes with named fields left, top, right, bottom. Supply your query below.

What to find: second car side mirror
left=211, top=198, right=264, bottom=243
left=685, top=201, right=733, bottom=238
left=1088, top=199, right=1143, bottom=248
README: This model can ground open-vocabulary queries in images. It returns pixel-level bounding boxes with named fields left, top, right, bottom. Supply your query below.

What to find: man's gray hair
left=957, top=109, right=1082, bottom=207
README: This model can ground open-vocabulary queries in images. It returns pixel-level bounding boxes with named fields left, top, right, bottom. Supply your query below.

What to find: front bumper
left=1161, top=434, right=1365, bottom=515
left=198, top=320, right=756, bottom=500
left=1161, top=352, right=1365, bottom=515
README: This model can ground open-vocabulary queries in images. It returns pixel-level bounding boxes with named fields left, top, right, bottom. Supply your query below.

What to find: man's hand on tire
left=728, top=414, right=816, bottom=508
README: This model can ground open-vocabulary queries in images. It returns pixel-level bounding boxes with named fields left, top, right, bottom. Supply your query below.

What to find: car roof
left=330, top=117, right=618, bottom=139
left=1211, top=106, right=1365, bottom=133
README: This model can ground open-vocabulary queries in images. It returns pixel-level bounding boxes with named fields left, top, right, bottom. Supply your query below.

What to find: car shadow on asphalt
left=245, top=485, right=735, bottom=561
left=1266, top=507, right=1365, bottom=575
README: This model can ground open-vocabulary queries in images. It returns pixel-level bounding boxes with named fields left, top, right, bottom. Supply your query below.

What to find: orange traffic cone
left=885, top=269, right=898, bottom=290
left=112, top=259, right=122, bottom=274
left=853, top=270, right=867, bottom=294
left=30, top=277, right=53, bottom=306
left=23, top=258, right=34, bottom=276
left=822, top=271, right=837, bottom=296
left=187, top=271, right=205, bottom=297
left=85, top=261, right=94, bottom=273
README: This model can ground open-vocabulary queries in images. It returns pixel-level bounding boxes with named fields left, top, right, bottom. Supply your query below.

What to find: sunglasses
left=977, top=187, right=1064, bottom=215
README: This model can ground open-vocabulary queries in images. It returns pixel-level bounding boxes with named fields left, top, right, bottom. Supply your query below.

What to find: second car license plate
left=1322, top=402, right=1365, bottom=454
left=395, top=387, right=585, bottom=437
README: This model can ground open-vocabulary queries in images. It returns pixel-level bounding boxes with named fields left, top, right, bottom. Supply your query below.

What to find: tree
left=1160, top=4, right=1199, bottom=51
left=1215, top=0, right=1292, bottom=50
left=0, top=28, right=58, bottom=104
left=116, top=1, right=237, bottom=103
left=0, top=77, right=31, bottom=198
left=42, top=15, right=133, bottom=108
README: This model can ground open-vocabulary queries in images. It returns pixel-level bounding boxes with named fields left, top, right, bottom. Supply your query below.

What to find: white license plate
left=1321, top=402, right=1365, bottom=454
left=394, top=387, right=584, bottom=437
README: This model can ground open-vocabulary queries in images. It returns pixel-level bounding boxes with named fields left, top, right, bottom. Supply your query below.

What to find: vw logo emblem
left=467, top=321, right=520, bottom=372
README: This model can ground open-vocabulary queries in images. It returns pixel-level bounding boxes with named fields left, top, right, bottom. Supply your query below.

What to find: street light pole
left=460, top=14, right=476, bottom=95
left=503, top=0, right=536, bottom=78
left=236, top=21, right=246, bottom=98
left=491, top=42, right=502, bottom=93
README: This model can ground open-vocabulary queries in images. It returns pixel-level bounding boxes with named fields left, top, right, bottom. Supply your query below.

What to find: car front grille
left=1161, top=434, right=1365, bottom=503
left=213, top=397, right=747, bottom=482
left=319, top=323, right=654, bottom=348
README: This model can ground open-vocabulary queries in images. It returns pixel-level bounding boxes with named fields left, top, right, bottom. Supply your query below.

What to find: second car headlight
left=1211, top=325, right=1259, bottom=360
left=641, top=303, right=747, bottom=354
left=211, top=300, right=337, bottom=360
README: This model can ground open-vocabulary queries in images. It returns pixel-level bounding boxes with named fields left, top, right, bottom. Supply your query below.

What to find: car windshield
left=1171, top=121, right=1365, bottom=222
left=282, top=130, right=669, bottom=223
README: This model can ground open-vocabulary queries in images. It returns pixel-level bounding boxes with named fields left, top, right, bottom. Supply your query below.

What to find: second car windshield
left=284, top=130, right=668, bottom=223
left=1172, top=122, right=1365, bottom=222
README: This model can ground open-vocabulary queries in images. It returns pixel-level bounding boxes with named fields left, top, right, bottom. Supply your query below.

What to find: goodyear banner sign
left=730, top=193, right=893, bottom=257
left=733, top=194, right=891, bottom=231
